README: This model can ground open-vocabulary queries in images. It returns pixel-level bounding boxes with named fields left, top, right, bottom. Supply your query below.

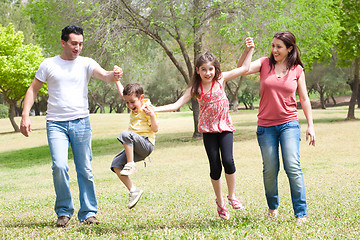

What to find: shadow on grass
left=3, top=221, right=55, bottom=228
left=0, top=129, right=259, bottom=169
left=0, top=127, right=46, bottom=136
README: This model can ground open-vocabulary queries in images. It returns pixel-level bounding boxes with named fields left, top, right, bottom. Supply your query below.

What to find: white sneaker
left=267, top=209, right=278, bottom=218
left=295, top=217, right=307, bottom=225
left=120, top=162, right=137, bottom=176
left=128, top=188, right=143, bottom=209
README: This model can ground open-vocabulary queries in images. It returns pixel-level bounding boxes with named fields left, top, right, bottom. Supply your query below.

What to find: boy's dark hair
left=61, top=25, right=83, bottom=42
left=123, top=83, right=144, bottom=98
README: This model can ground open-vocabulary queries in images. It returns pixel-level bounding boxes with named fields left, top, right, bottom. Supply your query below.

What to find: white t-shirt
left=35, top=55, right=100, bottom=121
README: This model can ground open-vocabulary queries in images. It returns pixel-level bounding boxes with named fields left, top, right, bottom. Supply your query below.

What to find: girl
left=237, top=31, right=315, bottom=225
left=155, top=38, right=254, bottom=220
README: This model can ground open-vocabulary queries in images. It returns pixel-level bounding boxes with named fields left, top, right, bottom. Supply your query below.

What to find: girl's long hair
left=269, top=31, right=304, bottom=71
left=190, top=51, right=221, bottom=99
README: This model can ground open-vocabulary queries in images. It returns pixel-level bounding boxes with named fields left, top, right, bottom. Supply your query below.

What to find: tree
left=0, top=0, right=34, bottom=44
left=0, top=23, right=45, bottom=132
left=336, top=0, right=360, bottom=119
left=85, top=0, right=249, bottom=138
left=215, top=0, right=341, bottom=112
left=306, top=60, right=348, bottom=109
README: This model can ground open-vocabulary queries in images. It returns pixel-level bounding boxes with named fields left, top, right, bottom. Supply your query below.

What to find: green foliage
left=25, top=0, right=87, bottom=57
left=0, top=1, right=34, bottom=44
left=218, top=0, right=341, bottom=70
left=239, top=76, right=260, bottom=110
left=0, top=104, right=8, bottom=118
left=336, top=0, right=360, bottom=65
left=0, top=23, right=46, bottom=102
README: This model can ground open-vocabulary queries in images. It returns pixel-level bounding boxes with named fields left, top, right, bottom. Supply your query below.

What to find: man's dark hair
left=61, top=25, right=83, bottom=42
left=123, top=83, right=144, bottom=98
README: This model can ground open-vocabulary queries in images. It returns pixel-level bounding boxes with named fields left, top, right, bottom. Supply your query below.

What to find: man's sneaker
left=120, top=162, right=137, bottom=176
left=128, top=188, right=143, bottom=209
left=83, top=216, right=100, bottom=225
left=295, top=217, right=307, bottom=226
left=267, top=209, right=278, bottom=219
left=56, top=216, right=70, bottom=227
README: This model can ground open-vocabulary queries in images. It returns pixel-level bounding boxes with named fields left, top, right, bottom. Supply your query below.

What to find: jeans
left=256, top=120, right=306, bottom=218
left=46, top=117, right=97, bottom=221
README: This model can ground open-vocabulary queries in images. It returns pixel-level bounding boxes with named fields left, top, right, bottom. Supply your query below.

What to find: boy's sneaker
left=120, top=162, right=137, bottom=176
left=128, top=188, right=143, bottom=209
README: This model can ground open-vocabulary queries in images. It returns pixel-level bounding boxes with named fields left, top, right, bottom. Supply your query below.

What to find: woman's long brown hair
left=269, top=31, right=304, bottom=71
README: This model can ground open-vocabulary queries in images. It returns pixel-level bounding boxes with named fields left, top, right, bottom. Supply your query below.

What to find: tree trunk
left=8, top=99, right=20, bottom=132
left=346, top=57, right=360, bottom=120
left=191, top=0, right=202, bottom=138
left=320, top=91, right=326, bottom=109
left=231, top=97, right=239, bottom=112
left=357, top=86, right=360, bottom=108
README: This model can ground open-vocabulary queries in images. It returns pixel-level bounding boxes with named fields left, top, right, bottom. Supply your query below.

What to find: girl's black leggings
left=202, top=131, right=236, bottom=180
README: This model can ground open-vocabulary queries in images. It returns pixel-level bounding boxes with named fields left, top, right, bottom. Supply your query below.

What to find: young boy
left=111, top=82, right=159, bottom=209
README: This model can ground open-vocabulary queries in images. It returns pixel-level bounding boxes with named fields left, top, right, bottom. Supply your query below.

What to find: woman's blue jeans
left=46, top=117, right=97, bottom=221
left=256, top=120, right=307, bottom=218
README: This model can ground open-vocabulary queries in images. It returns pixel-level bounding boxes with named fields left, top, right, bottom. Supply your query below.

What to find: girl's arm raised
left=222, top=37, right=255, bottom=82
left=154, top=88, right=192, bottom=112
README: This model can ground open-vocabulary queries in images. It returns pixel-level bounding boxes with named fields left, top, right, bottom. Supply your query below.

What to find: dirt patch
left=300, top=95, right=351, bottom=109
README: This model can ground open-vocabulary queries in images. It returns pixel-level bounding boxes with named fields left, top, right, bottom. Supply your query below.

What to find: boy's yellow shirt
left=128, top=99, right=157, bottom=145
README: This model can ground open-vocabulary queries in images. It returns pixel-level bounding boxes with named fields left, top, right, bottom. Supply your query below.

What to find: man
left=20, top=25, right=123, bottom=227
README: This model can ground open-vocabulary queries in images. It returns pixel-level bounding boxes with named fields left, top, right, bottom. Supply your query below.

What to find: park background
left=0, top=0, right=359, bottom=239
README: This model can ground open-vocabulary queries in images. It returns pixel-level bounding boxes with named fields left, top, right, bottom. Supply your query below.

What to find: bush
left=0, top=104, right=8, bottom=119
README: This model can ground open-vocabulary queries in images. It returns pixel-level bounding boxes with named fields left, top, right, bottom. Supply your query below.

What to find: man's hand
left=20, top=116, right=31, bottom=137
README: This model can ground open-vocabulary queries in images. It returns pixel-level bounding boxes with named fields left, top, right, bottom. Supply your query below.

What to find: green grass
left=0, top=108, right=359, bottom=239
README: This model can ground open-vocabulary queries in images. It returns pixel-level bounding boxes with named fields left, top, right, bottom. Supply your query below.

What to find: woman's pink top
left=258, top=57, right=303, bottom=127
left=198, top=80, right=235, bottom=133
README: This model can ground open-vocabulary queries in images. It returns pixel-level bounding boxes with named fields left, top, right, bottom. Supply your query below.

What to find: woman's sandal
left=216, top=199, right=229, bottom=220
left=227, top=195, right=244, bottom=210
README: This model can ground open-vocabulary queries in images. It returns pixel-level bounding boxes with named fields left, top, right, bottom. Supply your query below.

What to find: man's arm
left=20, top=78, right=44, bottom=137
left=92, top=65, right=123, bottom=83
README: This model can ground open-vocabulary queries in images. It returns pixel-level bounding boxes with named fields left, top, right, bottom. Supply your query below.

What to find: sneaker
left=56, top=216, right=70, bottom=227
left=83, top=216, right=100, bottom=225
left=295, top=217, right=307, bottom=226
left=267, top=208, right=278, bottom=218
left=128, top=188, right=143, bottom=209
left=120, top=162, right=137, bottom=176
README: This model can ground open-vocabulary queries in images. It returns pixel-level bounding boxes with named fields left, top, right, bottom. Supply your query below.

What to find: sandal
left=216, top=199, right=229, bottom=220
left=227, top=195, right=244, bottom=210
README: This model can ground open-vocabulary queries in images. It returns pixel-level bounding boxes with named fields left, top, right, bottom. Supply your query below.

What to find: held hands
left=306, top=125, right=316, bottom=146
left=244, top=37, right=255, bottom=51
left=113, top=65, right=123, bottom=81
left=142, top=103, right=156, bottom=117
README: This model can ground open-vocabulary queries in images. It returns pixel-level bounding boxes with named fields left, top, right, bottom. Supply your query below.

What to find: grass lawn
left=0, top=108, right=359, bottom=239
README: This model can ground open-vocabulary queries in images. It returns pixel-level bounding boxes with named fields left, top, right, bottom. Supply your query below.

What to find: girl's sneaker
left=227, top=195, right=244, bottom=210
left=216, top=199, right=229, bottom=220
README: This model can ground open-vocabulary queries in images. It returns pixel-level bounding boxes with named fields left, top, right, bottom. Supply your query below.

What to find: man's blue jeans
left=46, top=117, right=97, bottom=221
left=256, top=120, right=307, bottom=218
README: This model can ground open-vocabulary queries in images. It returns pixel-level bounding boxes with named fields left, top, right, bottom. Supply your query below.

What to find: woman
left=238, top=31, right=315, bottom=225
